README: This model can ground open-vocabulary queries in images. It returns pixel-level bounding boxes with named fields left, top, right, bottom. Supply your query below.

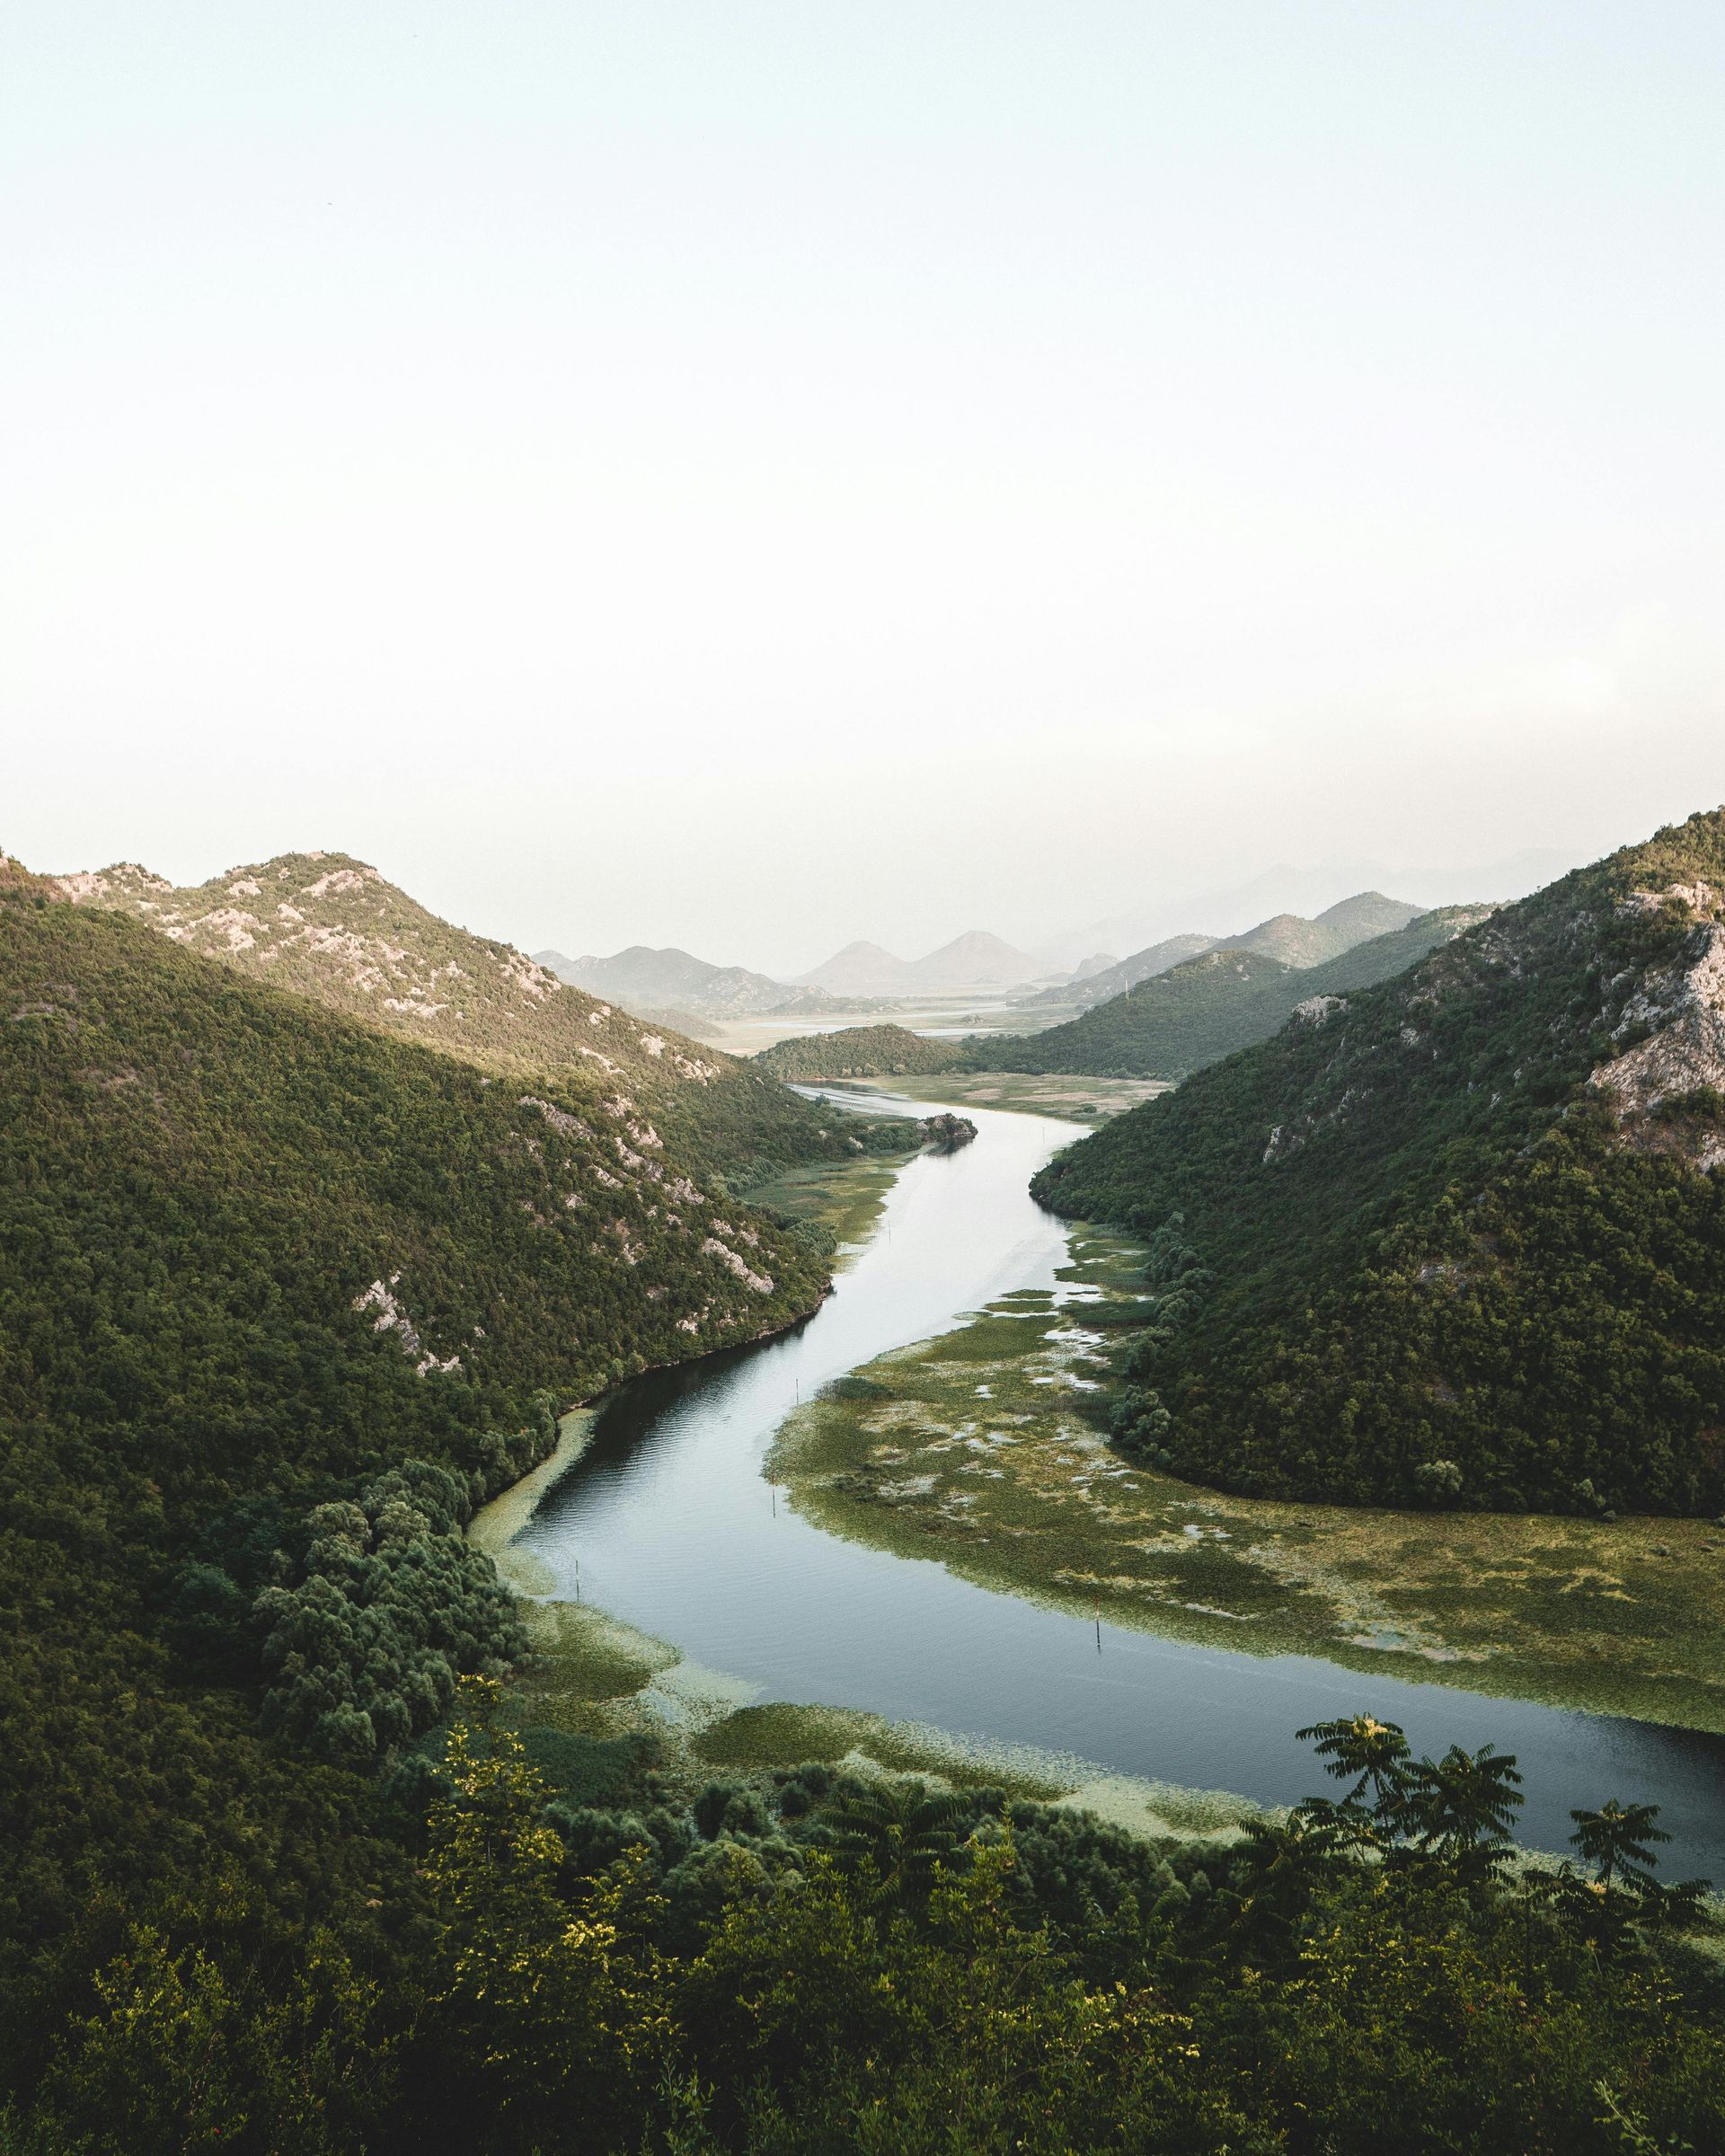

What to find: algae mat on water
left=768, top=1227, right=1725, bottom=1736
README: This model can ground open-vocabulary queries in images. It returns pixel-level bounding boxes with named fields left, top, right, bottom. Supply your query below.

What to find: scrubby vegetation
left=1036, top=811, right=1725, bottom=1516
left=973, top=906, right=1491, bottom=1078
left=9, top=1671, right=1722, bottom=2154
left=0, top=876, right=836, bottom=2102
left=755, top=1022, right=968, bottom=1080
left=58, top=851, right=903, bottom=1188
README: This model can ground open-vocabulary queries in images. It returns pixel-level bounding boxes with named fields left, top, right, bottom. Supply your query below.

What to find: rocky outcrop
left=1590, top=885, right=1725, bottom=1167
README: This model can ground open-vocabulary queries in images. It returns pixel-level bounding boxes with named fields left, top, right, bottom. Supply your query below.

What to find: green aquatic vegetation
left=836, top=1071, right=1170, bottom=1119
left=769, top=1229, right=1725, bottom=1731
left=506, top=1603, right=681, bottom=1732
left=741, top=1148, right=916, bottom=1252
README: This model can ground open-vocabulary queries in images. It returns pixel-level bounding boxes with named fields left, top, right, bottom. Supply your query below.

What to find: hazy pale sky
left=4, top=2, right=1723, bottom=973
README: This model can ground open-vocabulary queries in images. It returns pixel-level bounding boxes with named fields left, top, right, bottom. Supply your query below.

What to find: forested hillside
left=1033, top=810, right=1725, bottom=1515
left=975, top=906, right=1490, bottom=1077
left=0, top=872, right=835, bottom=2090
left=3, top=857, right=1723, bottom=2151
left=1027, top=893, right=1425, bottom=1019
left=755, top=1023, right=967, bottom=1080
left=58, top=853, right=879, bottom=1188
left=1222, top=888, right=1424, bottom=965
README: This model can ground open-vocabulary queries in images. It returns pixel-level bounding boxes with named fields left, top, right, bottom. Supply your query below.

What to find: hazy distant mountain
left=1218, top=891, right=1423, bottom=968
left=904, top=930, right=1042, bottom=988
left=1029, top=932, right=1216, bottom=1010
left=1037, top=851, right=1575, bottom=970
left=537, top=943, right=798, bottom=1017
left=1071, top=950, right=1119, bottom=980
left=795, top=939, right=916, bottom=995
left=973, top=904, right=1494, bottom=1081
left=1034, top=895, right=1423, bottom=1014
left=799, top=929, right=1044, bottom=995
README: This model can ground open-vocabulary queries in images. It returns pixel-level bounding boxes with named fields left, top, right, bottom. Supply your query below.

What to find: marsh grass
left=506, top=1602, right=681, bottom=1734
left=743, top=1150, right=912, bottom=1252
left=769, top=1226, right=1725, bottom=1734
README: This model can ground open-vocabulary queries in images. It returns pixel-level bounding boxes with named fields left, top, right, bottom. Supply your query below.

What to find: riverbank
left=464, top=1138, right=1268, bottom=1842
left=742, top=1146, right=917, bottom=1250
left=469, top=1412, right=1261, bottom=1842
left=768, top=1227, right=1725, bottom=1736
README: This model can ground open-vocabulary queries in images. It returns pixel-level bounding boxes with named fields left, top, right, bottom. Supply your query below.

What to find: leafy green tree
left=820, top=1779, right=974, bottom=1915
left=1297, top=1711, right=1413, bottom=1816
left=407, top=1680, right=670, bottom=2153
left=1570, top=1799, right=1672, bottom=1896
left=1394, top=1745, right=1525, bottom=1880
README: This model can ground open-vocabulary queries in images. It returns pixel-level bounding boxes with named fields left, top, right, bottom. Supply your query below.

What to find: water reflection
left=522, top=1095, right=1725, bottom=1876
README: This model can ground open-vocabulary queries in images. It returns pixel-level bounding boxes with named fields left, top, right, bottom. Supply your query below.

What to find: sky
left=4, top=2, right=1723, bottom=975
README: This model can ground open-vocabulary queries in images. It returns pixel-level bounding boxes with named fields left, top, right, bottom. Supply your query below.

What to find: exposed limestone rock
left=351, top=1275, right=462, bottom=1376
left=702, top=1235, right=774, bottom=1295
left=1591, top=920, right=1725, bottom=1127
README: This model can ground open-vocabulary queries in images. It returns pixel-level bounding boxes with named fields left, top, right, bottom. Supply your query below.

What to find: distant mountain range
left=795, top=929, right=1048, bottom=996
left=971, top=905, right=1493, bottom=1080
left=533, top=934, right=1048, bottom=1016
left=532, top=944, right=885, bottom=1021
left=1225, top=891, right=1426, bottom=968
left=1034, top=849, right=1575, bottom=971
left=1029, top=893, right=1424, bottom=1013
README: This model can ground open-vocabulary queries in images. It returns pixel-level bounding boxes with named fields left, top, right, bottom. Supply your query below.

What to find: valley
left=17, top=13, right=1724, bottom=2141
left=468, top=1087, right=1725, bottom=1876
left=11, top=820, right=1725, bottom=2150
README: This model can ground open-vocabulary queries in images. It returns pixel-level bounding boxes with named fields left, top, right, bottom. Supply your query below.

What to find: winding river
left=518, top=1093, right=1725, bottom=1877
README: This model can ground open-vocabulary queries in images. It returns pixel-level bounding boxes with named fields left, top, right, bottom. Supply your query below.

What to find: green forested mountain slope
left=1032, top=810, right=1725, bottom=1515
left=4, top=861, right=1724, bottom=2151
left=755, top=1023, right=967, bottom=1079
left=0, top=877, right=832, bottom=2054
left=3, top=885, right=831, bottom=1460
left=972, top=905, right=1491, bottom=1077
left=58, top=852, right=869, bottom=1188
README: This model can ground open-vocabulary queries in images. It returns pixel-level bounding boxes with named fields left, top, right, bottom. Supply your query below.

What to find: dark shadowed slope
left=1033, top=809, right=1725, bottom=1517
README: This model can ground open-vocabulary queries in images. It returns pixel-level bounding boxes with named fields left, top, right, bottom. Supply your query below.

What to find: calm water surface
left=520, top=1093, right=1725, bottom=1876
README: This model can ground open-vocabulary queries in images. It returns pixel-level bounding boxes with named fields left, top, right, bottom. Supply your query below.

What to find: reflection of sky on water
left=522, top=1097, right=1725, bottom=1878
